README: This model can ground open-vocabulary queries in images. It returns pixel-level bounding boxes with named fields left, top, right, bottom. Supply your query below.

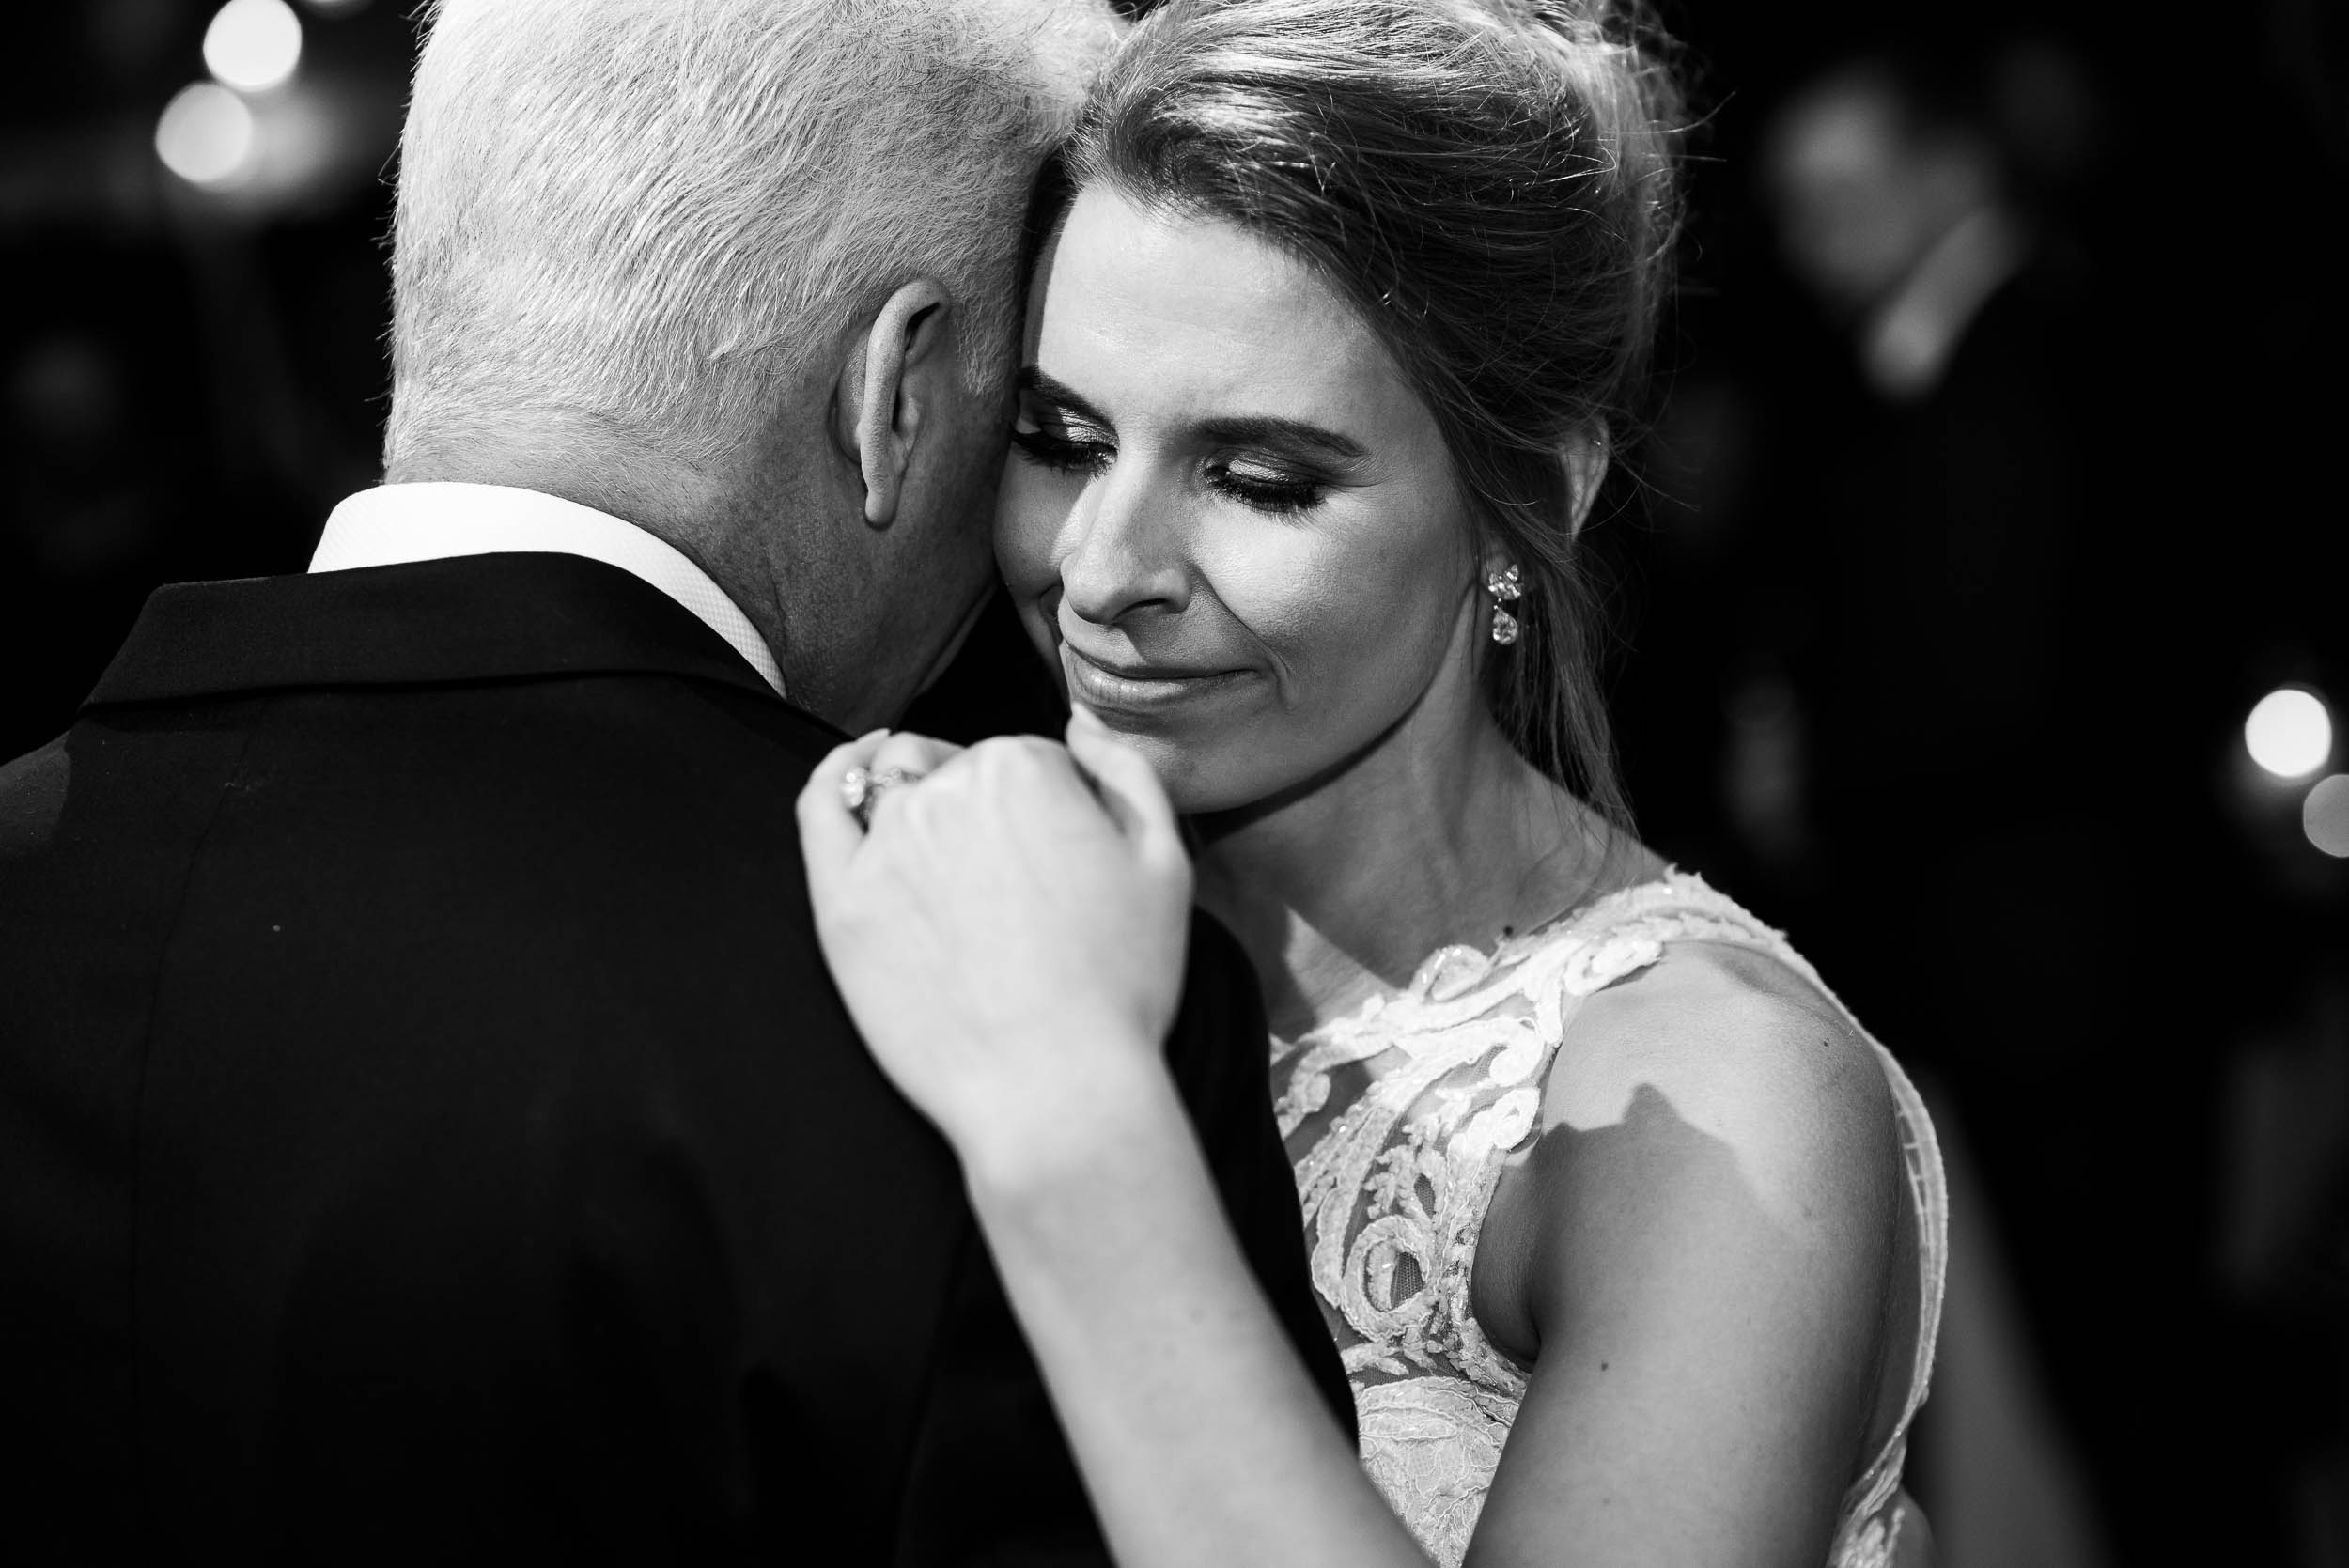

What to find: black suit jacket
left=0, top=552, right=1349, bottom=1563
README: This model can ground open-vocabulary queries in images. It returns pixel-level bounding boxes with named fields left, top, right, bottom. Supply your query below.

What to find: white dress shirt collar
left=310, top=482, right=786, bottom=698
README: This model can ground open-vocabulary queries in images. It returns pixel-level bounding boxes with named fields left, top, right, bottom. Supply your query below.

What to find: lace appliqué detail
left=1268, top=872, right=1948, bottom=1568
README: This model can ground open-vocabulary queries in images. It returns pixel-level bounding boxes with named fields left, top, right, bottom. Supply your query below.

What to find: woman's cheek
left=992, top=463, right=1064, bottom=598
left=1229, top=517, right=1434, bottom=687
left=1316, top=566, right=1464, bottom=756
left=1229, top=558, right=1355, bottom=684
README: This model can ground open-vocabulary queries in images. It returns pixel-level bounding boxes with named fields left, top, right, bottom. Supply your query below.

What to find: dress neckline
left=1274, top=867, right=1701, bottom=1053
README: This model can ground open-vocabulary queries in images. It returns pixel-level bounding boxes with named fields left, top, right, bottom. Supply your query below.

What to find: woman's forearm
left=963, top=1052, right=1428, bottom=1568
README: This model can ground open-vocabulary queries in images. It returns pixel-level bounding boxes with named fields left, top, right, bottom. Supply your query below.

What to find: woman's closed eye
left=1010, top=418, right=1115, bottom=477
left=1013, top=433, right=1330, bottom=516
left=1011, top=371, right=1339, bottom=520
left=1207, top=457, right=1327, bottom=515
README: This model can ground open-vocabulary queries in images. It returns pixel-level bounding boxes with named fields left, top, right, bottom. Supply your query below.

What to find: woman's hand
left=806, top=714, right=1425, bottom=1568
left=797, top=708, right=1195, bottom=1183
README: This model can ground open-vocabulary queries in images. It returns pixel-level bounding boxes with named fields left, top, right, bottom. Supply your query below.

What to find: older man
left=0, top=0, right=1346, bottom=1558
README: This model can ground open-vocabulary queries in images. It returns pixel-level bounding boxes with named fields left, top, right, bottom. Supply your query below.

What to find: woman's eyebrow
left=1193, top=414, right=1368, bottom=466
left=1017, top=365, right=1111, bottom=427
left=1020, top=365, right=1369, bottom=467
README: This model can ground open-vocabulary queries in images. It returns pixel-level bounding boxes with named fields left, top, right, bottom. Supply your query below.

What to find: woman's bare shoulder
left=1476, top=938, right=1911, bottom=1568
left=1534, top=938, right=1899, bottom=1241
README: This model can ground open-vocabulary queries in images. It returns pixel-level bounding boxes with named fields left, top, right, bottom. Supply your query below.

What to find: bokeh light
left=299, top=0, right=371, bottom=12
left=2304, top=775, right=2349, bottom=859
left=155, top=82, right=257, bottom=187
left=204, top=0, right=303, bottom=94
left=2244, top=687, right=2333, bottom=780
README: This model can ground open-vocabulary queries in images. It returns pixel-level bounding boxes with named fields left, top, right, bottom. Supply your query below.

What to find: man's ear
left=832, top=278, right=955, bottom=528
left=1560, top=422, right=1610, bottom=536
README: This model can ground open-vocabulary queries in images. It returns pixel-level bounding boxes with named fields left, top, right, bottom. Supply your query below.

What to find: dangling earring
left=1486, top=564, right=1522, bottom=646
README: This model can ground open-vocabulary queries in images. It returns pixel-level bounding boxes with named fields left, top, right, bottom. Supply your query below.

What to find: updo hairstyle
left=1064, top=0, right=1685, bottom=827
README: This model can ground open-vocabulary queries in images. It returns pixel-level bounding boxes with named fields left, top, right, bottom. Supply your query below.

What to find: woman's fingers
left=795, top=729, right=891, bottom=894
left=1066, top=706, right=1186, bottom=876
left=861, top=731, right=964, bottom=828
left=798, top=722, right=1194, bottom=1168
left=798, top=728, right=967, bottom=856
left=869, top=731, right=964, bottom=780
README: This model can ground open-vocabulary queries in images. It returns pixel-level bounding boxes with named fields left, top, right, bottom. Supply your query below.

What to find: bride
left=799, top=1, right=1945, bottom=1563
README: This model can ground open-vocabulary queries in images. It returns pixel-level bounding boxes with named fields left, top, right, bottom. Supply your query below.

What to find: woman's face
left=996, top=182, right=1485, bottom=814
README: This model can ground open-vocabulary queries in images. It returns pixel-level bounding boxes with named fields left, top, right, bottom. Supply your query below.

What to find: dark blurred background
left=2, top=1, right=2341, bottom=1563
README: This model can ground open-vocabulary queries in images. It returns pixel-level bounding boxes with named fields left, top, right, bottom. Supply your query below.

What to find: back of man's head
left=385, top=0, right=1112, bottom=481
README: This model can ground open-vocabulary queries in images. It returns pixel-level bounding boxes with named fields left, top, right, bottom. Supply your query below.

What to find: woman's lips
left=1061, top=644, right=1252, bottom=715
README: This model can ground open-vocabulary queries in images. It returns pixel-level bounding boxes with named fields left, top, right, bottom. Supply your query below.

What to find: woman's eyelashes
left=1207, top=459, right=1327, bottom=515
left=1011, top=411, right=1330, bottom=516
left=1010, top=418, right=1114, bottom=476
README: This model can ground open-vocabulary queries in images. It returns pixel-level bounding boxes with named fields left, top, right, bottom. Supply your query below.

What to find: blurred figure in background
left=1750, top=36, right=2269, bottom=1568
left=1766, top=43, right=2092, bottom=401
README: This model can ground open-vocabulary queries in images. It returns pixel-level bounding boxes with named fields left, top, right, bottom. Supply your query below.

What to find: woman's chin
left=1080, top=716, right=1262, bottom=818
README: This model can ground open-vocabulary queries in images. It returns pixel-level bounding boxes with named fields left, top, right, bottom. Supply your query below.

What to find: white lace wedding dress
left=1269, top=871, right=1948, bottom=1567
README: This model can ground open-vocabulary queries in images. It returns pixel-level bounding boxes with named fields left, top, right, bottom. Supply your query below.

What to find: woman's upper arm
left=1466, top=947, right=1903, bottom=1568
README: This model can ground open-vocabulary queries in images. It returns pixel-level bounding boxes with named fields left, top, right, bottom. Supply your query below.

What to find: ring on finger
left=840, top=765, right=924, bottom=829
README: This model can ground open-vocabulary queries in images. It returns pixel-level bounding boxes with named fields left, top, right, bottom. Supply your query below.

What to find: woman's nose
left=1056, top=464, right=1190, bottom=628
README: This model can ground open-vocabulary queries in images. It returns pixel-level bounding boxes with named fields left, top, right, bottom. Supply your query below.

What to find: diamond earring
left=1486, top=564, right=1522, bottom=646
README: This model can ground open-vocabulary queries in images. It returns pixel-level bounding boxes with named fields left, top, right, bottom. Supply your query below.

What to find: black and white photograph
left=2, top=1, right=2341, bottom=1563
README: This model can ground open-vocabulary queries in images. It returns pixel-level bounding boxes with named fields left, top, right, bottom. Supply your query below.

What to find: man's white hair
left=385, top=0, right=1112, bottom=473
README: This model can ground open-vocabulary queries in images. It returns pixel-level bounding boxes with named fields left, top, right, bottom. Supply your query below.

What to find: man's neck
left=390, top=427, right=716, bottom=537
left=390, top=426, right=801, bottom=678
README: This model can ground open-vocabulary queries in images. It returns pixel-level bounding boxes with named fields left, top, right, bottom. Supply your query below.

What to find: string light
left=2304, top=775, right=2349, bottom=859
left=155, top=82, right=257, bottom=187
left=205, top=0, right=303, bottom=95
left=2244, top=687, right=2333, bottom=781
